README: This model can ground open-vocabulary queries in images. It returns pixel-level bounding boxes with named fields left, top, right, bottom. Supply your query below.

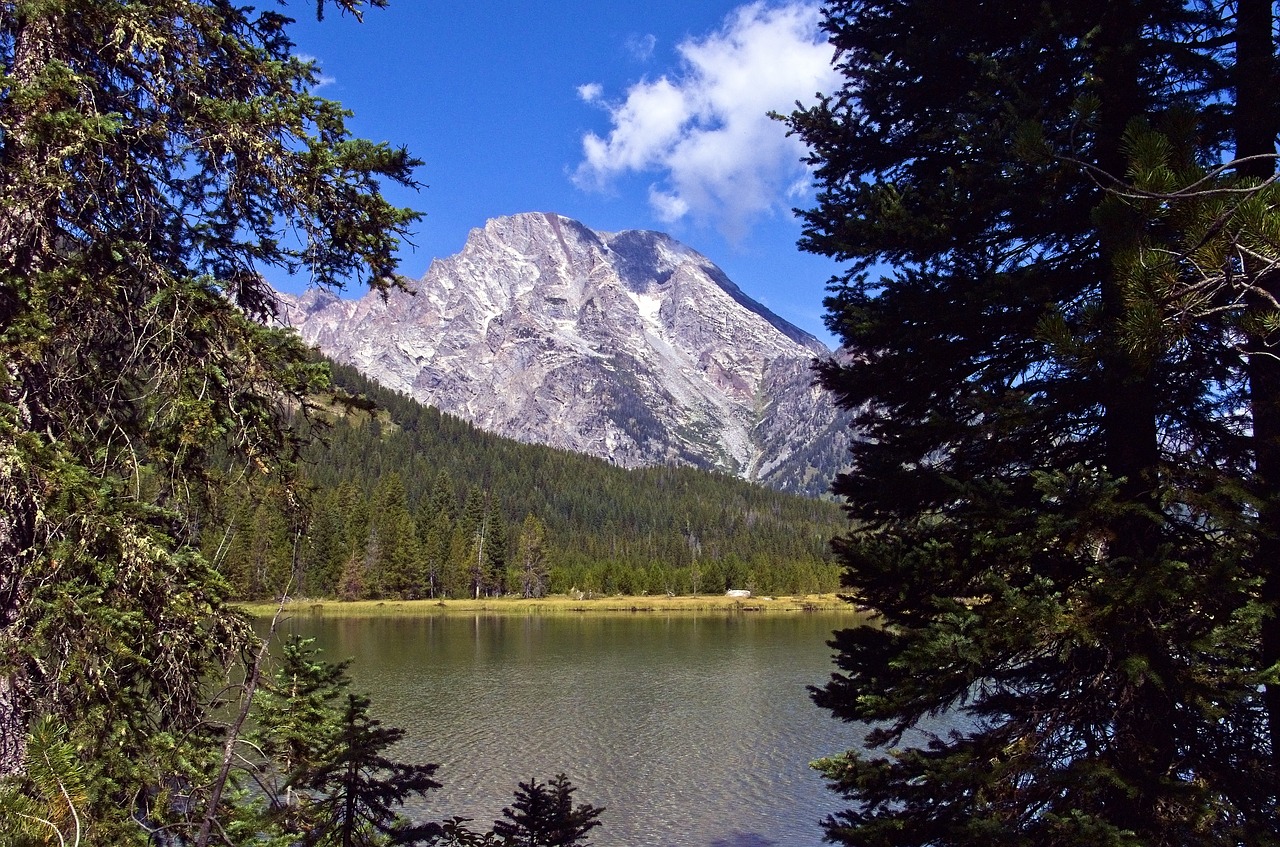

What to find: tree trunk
left=0, top=7, right=66, bottom=780
left=1236, top=0, right=1280, bottom=782
left=1093, top=2, right=1176, bottom=833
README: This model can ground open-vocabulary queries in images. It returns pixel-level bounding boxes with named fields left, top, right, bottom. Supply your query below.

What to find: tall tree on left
left=0, top=0, right=419, bottom=836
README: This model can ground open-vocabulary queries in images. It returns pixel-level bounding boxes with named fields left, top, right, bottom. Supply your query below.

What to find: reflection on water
left=276, top=612, right=867, bottom=847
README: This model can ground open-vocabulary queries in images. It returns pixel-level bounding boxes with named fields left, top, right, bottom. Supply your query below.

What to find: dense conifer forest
left=204, top=361, right=846, bottom=601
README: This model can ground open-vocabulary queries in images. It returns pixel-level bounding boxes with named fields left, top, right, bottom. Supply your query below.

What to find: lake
left=275, top=611, right=869, bottom=847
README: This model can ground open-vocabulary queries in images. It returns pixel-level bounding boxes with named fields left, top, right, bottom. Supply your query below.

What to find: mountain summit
left=281, top=212, right=847, bottom=495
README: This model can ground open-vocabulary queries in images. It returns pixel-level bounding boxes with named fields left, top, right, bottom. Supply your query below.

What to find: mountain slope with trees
left=207, top=361, right=845, bottom=601
left=282, top=212, right=849, bottom=496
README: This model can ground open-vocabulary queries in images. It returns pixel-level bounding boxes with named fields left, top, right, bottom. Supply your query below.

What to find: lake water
left=275, top=611, right=869, bottom=847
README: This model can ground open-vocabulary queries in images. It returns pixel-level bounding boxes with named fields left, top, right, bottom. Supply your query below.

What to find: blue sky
left=281, top=0, right=844, bottom=344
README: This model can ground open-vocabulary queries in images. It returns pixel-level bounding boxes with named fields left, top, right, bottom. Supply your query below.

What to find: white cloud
left=577, top=82, right=604, bottom=103
left=573, top=1, right=838, bottom=241
left=648, top=187, right=690, bottom=221
left=626, top=33, right=658, bottom=62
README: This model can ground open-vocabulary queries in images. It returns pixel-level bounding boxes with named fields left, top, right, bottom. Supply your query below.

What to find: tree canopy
left=0, top=0, right=418, bottom=837
left=203, top=360, right=845, bottom=603
left=788, top=1, right=1280, bottom=844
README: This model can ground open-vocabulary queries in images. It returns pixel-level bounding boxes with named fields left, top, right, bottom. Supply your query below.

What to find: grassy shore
left=239, top=593, right=858, bottom=617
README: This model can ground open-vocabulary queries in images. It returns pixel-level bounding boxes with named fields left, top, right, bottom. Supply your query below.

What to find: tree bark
left=0, top=7, right=65, bottom=780
left=1236, top=0, right=1280, bottom=783
left=1093, top=2, right=1177, bottom=832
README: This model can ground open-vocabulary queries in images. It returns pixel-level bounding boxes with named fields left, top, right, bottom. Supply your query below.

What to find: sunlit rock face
left=281, top=212, right=847, bottom=495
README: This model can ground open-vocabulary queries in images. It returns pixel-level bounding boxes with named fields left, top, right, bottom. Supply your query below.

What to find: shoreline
left=239, top=593, right=859, bottom=617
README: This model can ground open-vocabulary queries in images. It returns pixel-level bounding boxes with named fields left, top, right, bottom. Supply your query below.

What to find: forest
left=206, top=361, right=845, bottom=602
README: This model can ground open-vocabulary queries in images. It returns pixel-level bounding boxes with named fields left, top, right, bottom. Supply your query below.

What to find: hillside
left=206, top=361, right=848, bottom=600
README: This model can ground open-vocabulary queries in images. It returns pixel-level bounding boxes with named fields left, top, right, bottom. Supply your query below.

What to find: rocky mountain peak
left=280, top=212, right=847, bottom=495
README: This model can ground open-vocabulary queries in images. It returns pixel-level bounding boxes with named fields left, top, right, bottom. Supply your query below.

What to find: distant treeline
left=203, top=361, right=846, bottom=600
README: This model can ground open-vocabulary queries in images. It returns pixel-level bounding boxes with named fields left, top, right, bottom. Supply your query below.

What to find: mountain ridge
left=280, top=212, right=847, bottom=495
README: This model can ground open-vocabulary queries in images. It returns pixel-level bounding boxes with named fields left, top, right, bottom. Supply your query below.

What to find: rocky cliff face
left=281, top=212, right=847, bottom=495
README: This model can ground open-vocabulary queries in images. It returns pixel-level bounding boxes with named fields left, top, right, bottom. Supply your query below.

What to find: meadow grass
left=239, top=593, right=857, bottom=617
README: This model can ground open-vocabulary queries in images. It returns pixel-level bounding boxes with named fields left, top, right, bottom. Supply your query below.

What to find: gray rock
left=280, top=212, right=848, bottom=496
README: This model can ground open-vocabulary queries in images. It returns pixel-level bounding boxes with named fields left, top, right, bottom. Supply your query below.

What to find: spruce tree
left=516, top=515, right=551, bottom=599
left=490, top=774, right=603, bottom=847
left=372, top=473, right=420, bottom=598
left=1230, top=0, right=1280, bottom=787
left=0, top=0, right=419, bottom=831
left=485, top=523, right=509, bottom=598
left=253, top=637, right=441, bottom=847
left=459, top=489, right=491, bottom=600
left=786, top=1, right=1274, bottom=843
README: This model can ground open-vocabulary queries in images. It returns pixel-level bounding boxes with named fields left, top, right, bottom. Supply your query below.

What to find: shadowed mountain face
left=281, top=212, right=847, bottom=495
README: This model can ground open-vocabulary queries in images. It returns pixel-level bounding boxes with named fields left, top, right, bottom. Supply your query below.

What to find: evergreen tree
left=419, top=507, right=454, bottom=600
left=786, top=1, right=1274, bottom=843
left=253, top=636, right=442, bottom=847
left=429, top=776, right=604, bottom=847
left=372, top=473, right=421, bottom=598
left=443, top=525, right=472, bottom=599
left=460, top=489, right=491, bottom=600
left=515, top=515, right=551, bottom=599
left=305, top=494, right=350, bottom=597
left=426, top=470, right=458, bottom=523
left=1226, top=0, right=1280, bottom=785
left=0, top=0, right=419, bottom=827
left=247, top=499, right=295, bottom=598
left=338, top=551, right=370, bottom=602
left=0, top=717, right=92, bottom=846
left=485, top=523, right=509, bottom=597
left=490, top=774, right=603, bottom=847
left=307, top=692, right=441, bottom=846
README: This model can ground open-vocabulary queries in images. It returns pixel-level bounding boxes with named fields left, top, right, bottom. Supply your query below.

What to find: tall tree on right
left=787, top=1, right=1277, bottom=844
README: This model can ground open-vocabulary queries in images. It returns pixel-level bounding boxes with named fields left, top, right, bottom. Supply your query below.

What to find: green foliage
left=248, top=639, right=606, bottom=847
left=514, top=515, right=551, bottom=599
left=0, top=0, right=419, bottom=836
left=205, top=360, right=846, bottom=601
left=428, top=775, right=603, bottom=847
left=787, top=1, right=1277, bottom=844
left=0, top=717, right=89, bottom=847
left=251, top=637, right=442, bottom=847
left=491, top=775, right=604, bottom=847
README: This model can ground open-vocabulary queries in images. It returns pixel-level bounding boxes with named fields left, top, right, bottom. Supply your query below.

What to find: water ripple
left=281, top=613, right=865, bottom=847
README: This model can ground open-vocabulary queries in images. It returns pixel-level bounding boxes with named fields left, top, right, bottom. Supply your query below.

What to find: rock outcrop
left=281, top=212, right=847, bottom=495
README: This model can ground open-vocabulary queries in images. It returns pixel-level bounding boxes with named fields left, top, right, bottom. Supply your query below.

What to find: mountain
left=280, top=212, right=848, bottom=495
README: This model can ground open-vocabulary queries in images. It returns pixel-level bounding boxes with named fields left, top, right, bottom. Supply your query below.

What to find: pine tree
left=305, top=494, right=350, bottom=597
left=419, top=507, right=454, bottom=600
left=248, top=500, right=295, bottom=598
left=443, top=525, right=472, bottom=599
left=515, top=515, right=551, bottom=599
left=0, top=717, right=91, bottom=846
left=426, top=471, right=458, bottom=523
left=490, top=774, right=603, bottom=847
left=372, top=474, right=421, bottom=598
left=459, top=489, right=491, bottom=600
left=786, top=1, right=1273, bottom=843
left=1229, top=0, right=1280, bottom=787
left=253, top=636, right=442, bottom=847
left=0, top=0, right=419, bottom=826
left=485, top=523, right=509, bottom=598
